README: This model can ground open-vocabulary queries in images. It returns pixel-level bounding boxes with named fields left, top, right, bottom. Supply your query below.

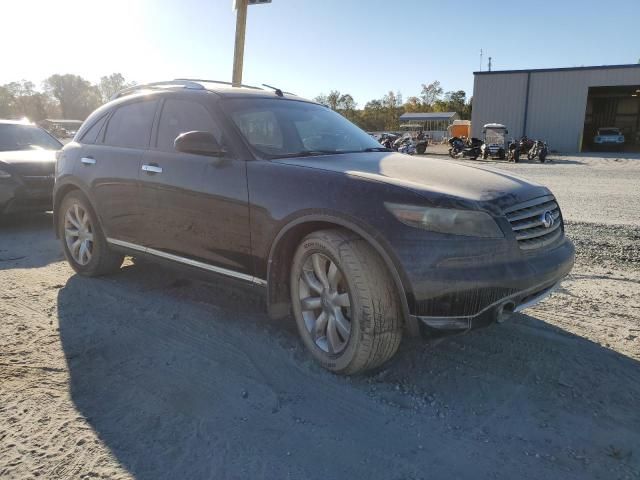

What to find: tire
left=498, top=149, right=506, bottom=160
left=539, top=150, right=547, bottom=163
left=483, top=150, right=489, bottom=160
left=290, top=229, right=403, bottom=375
left=416, top=144, right=426, bottom=155
left=58, top=190, right=124, bottom=276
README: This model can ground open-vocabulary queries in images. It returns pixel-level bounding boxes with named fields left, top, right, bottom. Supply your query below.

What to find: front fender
left=266, top=211, right=419, bottom=336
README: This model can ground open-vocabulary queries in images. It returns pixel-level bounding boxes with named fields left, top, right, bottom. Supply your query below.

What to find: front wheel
left=290, top=229, right=403, bottom=375
left=539, top=150, right=547, bottom=163
left=58, top=191, right=124, bottom=276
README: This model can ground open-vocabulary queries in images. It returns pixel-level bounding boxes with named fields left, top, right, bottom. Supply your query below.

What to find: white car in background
left=593, top=127, right=625, bottom=150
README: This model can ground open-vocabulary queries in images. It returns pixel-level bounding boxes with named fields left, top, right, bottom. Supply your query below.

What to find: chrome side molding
left=106, top=238, right=267, bottom=287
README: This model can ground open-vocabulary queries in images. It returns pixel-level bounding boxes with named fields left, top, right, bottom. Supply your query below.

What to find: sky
left=2, top=0, right=639, bottom=106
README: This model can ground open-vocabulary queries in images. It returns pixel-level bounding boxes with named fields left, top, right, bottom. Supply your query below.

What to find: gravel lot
left=1, top=154, right=639, bottom=479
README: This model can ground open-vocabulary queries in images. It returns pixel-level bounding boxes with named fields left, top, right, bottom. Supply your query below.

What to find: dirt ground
left=1, top=155, right=639, bottom=480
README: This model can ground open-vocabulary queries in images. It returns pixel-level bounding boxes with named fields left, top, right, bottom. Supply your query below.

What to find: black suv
left=54, top=80, right=574, bottom=374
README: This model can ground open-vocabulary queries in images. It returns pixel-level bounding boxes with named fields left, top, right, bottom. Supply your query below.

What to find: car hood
left=0, top=149, right=57, bottom=176
left=274, top=152, right=550, bottom=212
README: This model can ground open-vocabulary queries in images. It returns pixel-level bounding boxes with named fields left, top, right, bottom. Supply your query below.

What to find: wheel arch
left=53, top=180, right=100, bottom=238
left=265, top=214, right=419, bottom=336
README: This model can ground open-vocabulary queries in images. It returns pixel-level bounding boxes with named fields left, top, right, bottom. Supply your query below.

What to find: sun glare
left=1, top=0, right=160, bottom=86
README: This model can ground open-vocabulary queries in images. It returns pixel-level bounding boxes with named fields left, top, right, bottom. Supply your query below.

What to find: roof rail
left=174, top=78, right=263, bottom=90
left=111, top=80, right=205, bottom=100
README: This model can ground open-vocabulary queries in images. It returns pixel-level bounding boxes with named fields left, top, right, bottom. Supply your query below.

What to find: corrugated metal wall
left=471, top=66, right=640, bottom=152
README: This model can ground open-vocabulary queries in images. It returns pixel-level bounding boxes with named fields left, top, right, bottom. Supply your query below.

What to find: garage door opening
left=582, top=85, right=640, bottom=152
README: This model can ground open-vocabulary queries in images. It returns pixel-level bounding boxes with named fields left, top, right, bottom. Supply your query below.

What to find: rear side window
left=80, top=115, right=107, bottom=144
left=104, top=100, right=158, bottom=148
left=156, top=98, right=221, bottom=152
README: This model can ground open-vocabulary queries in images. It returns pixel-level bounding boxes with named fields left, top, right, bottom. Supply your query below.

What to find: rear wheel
left=290, top=229, right=403, bottom=375
left=58, top=191, right=124, bottom=276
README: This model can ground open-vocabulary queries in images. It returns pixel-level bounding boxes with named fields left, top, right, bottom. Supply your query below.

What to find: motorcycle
left=414, top=132, right=429, bottom=154
left=448, top=136, right=482, bottom=160
left=527, top=140, right=548, bottom=163
left=397, top=138, right=417, bottom=155
left=508, top=136, right=547, bottom=163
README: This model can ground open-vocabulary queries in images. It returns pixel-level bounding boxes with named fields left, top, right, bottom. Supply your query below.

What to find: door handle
left=81, top=157, right=96, bottom=165
left=141, top=164, right=163, bottom=174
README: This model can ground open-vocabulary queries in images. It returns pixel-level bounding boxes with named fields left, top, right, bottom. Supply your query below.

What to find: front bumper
left=403, top=237, right=575, bottom=337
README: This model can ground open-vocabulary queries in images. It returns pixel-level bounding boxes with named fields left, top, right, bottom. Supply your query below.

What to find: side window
left=79, top=115, right=107, bottom=145
left=156, top=99, right=221, bottom=152
left=104, top=100, right=158, bottom=149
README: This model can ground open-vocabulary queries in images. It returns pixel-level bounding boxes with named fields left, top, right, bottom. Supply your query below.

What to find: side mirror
left=174, top=131, right=226, bottom=157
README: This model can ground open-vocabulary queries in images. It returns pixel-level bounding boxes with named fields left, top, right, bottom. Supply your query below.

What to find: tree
left=403, top=96, right=422, bottom=113
left=43, top=74, right=101, bottom=119
left=98, top=73, right=134, bottom=102
left=314, top=93, right=329, bottom=106
left=420, top=81, right=443, bottom=107
left=360, top=99, right=386, bottom=131
left=314, top=90, right=359, bottom=122
left=326, top=90, right=341, bottom=110
left=381, top=91, right=402, bottom=130
left=0, top=80, right=59, bottom=122
left=0, top=85, right=16, bottom=118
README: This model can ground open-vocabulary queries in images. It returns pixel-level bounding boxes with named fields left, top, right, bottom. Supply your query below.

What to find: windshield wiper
left=274, top=150, right=339, bottom=158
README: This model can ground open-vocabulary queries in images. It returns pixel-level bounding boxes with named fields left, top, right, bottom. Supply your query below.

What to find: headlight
left=0, top=169, right=12, bottom=179
left=385, top=203, right=504, bottom=238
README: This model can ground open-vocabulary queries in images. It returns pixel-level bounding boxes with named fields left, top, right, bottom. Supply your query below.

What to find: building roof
left=474, top=63, right=640, bottom=76
left=399, top=112, right=457, bottom=121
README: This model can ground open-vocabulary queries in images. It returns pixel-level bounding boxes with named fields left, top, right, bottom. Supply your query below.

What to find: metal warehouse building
left=471, top=64, right=640, bottom=152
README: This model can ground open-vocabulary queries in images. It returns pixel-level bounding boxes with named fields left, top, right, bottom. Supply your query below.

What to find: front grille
left=504, top=195, right=563, bottom=251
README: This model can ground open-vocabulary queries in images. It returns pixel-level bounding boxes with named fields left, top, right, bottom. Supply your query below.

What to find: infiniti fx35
left=54, top=80, right=575, bottom=374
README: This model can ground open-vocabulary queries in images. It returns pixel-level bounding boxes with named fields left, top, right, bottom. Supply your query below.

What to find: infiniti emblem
left=541, top=211, right=554, bottom=229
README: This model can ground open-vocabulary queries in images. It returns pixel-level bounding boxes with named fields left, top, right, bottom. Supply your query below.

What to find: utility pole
left=232, top=0, right=249, bottom=87
left=488, top=56, right=492, bottom=72
left=232, top=0, right=272, bottom=87
left=479, top=49, right=483, bottom=72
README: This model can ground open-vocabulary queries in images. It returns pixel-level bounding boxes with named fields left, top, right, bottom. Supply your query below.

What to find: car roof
left=111, top=79, right=312, bottom=103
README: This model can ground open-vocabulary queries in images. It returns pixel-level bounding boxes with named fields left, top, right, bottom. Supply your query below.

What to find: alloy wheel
left=64, top=203, right=94, bottom=266
left=298, top=253, right=352, bottom=354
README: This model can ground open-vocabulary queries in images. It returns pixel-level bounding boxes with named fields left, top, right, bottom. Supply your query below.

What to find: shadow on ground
left=0, top=212, right=62, bottom=270
left=56, top=262, right=640, bottom=480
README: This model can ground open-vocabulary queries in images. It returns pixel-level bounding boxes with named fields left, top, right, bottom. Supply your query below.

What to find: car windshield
left=223, top=98, right=385, bottom=158
left=0, top=124, right=62, bottom=152
left=485, top=129, right=505, bottom=144
left=598, top=129, right=620, bottom=136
